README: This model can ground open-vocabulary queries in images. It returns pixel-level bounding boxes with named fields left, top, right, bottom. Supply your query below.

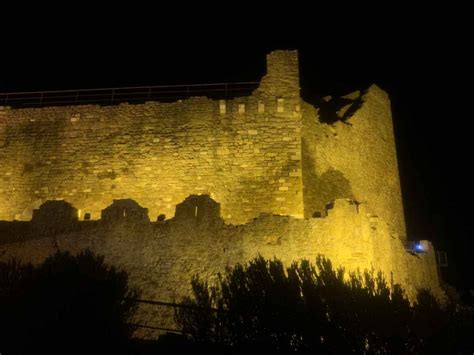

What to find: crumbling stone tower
left=0, top=50, right=406, bottom=239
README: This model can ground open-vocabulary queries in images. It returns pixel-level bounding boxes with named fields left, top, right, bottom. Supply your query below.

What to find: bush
left=176, top=255, right=474, bottom=354
left=0, top=249, right=139, bottom=355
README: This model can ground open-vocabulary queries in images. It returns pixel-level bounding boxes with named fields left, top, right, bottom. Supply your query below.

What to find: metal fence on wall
left=0, top=82, right=260, bottom=108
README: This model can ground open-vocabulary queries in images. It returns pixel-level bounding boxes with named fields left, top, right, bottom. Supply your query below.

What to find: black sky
left=0, top=38, right=472, bottom=295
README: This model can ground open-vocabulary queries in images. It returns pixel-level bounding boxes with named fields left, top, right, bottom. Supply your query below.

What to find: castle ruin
left=0, top=51, right=443, bottom=334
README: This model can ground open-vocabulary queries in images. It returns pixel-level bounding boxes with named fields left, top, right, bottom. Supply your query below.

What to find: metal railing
left=0, top=81, right=260, bottom=108
left=126, top=297, right=220, bottom=334
left=436, top=251, right=448, bottom=267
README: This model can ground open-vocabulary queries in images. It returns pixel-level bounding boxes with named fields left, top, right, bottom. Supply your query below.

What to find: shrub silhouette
left=176, top=255, right=474, bottom=354
left=0, top=249, right=139, bottom=355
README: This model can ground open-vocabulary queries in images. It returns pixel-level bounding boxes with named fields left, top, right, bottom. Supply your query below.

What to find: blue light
left=405, top=241, right=427, bottom=253
left=415, top=243, right=424, bottom=252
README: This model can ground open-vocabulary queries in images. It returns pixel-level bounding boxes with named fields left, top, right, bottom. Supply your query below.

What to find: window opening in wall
left=195, top=206, right=198, bottom=217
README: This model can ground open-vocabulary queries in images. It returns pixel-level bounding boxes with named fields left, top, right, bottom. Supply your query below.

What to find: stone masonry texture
left=0, top=50, right=405, bottom=238
left=0, top=198, right=443, bottom=337
left=0, top=50, right=441, bottom=336
left=0, top=51, right=304, bottom=226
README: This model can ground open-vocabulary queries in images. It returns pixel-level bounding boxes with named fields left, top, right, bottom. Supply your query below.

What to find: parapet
left=0, top=195, right=443, bottom=307
left=101, top=199, right=150, bottom=225
left=174, top=194, right=221, bottom=224
left=31, top=200, right=78, bottom=236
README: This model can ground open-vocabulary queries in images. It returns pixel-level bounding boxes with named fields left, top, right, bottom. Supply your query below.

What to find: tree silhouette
left=176, top=255, right=474, bottom=354
left=0, top=249, right=140, bottom=355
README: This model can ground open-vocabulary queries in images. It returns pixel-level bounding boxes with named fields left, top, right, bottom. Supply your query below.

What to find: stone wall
left=0, top=51, right=303, bottom=224
left=0, top=49, right=419, bottom=336
left=301, top=85, right=406, bottom=239
left=0, top=49, right=407, bottom=241
left=0, top=197, right=443, bottom=338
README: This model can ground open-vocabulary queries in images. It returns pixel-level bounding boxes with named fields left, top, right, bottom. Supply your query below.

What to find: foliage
left=176, top=255, right=474, bottom=354
left=0, top=249, right=140, bottom=355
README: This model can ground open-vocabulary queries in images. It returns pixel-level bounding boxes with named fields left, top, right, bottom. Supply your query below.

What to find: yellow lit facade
left=0, top=51, right=444, bottom=335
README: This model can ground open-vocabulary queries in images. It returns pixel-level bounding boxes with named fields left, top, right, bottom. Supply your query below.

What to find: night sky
left=1, top=39, right=472, bottom=296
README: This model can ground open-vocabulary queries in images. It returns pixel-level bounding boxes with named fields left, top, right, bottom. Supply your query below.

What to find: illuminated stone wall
left=301, top=86, right=406, bottom=239
left=0, top=50, right=440, bottom=336
left=0, top=198, right=443, bottom=337
left=0, top=50, right=407, bottom=239
left=0, top=51, right=303, bottom=224
left=0, top=50, right=407, bottom=241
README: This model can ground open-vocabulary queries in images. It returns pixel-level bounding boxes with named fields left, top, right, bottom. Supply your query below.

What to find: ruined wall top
left=256, top=50, right=300, bottom=99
